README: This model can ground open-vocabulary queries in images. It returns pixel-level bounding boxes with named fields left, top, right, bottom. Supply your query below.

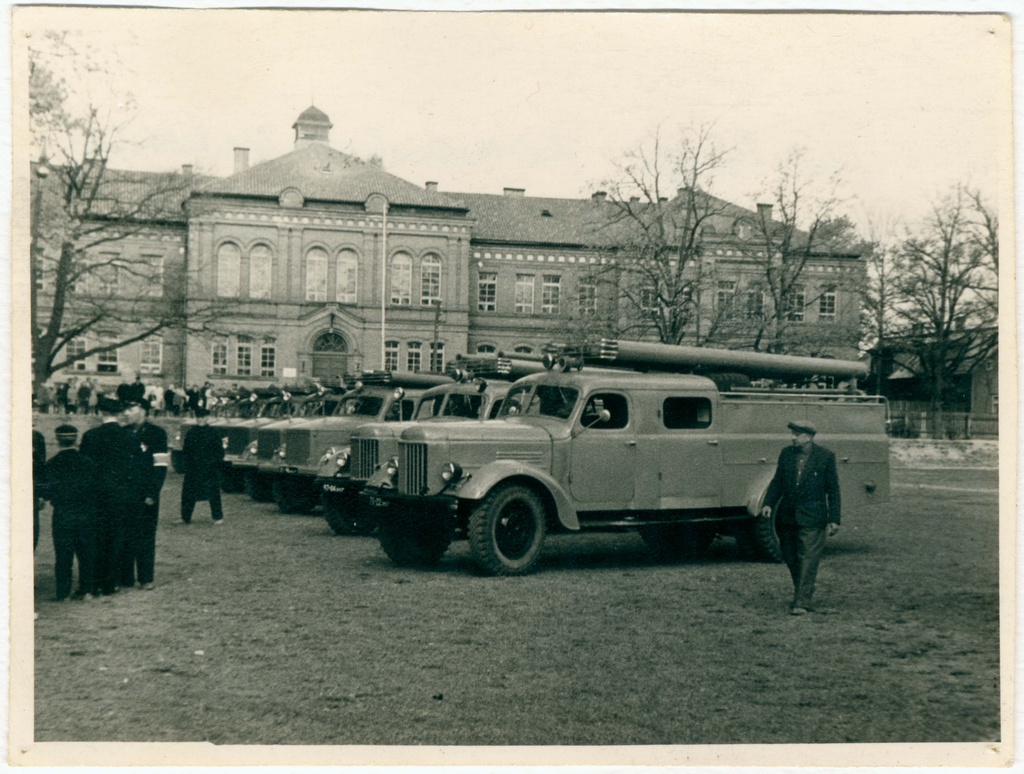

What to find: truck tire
left=273, top=479, right=318, bottom=515
left=377, top=510, right=452, bottom=567
left=639, top=523, right=713, bottom=560
left=324, top=488, right=376, bottom=536
left=220, top=467, right=244, bottom=493
left=743, top=513, right=784, bottom=563
left=244, top=470, right=275, bottom=503
left=468, top=484, right=547, bottom=576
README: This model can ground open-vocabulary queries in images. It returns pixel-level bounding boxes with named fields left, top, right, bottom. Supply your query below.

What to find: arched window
left=311, top=331, right=348, bottom=381
left=390, top=253, right=412, bottom=305
left=513, top=346, right=533, bottom=354
left=249, top=244, right=273, bottom=299
left=306, top=247, right=328, bottom=302
left=337, top=249, right=358, bottom=304
left=216, top=243, right=241, bottom=297
left=420, top=254, right=442, bottom=305
left=476, top=344, right=497, bottom=353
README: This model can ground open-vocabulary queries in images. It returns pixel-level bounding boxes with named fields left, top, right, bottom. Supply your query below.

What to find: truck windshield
left=338, top=395, right=385, bottom=418
left=415, top=394, right=445, bottom=420
left=442, top=393, right=482, bottom=418
left=501, top=384, right=578, bottom=420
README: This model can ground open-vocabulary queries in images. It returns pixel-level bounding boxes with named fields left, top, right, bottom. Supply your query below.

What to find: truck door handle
left=626, top=440, right=637, bottom=447
left=840, top=456, right=850, bottom=462
left=758, top=457, right=768, bottom=463
left=706, top=439, right=719, bottom=446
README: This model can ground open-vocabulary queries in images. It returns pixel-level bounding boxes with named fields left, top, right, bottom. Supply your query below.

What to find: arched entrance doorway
left=311, top=331, right=349, bottom=382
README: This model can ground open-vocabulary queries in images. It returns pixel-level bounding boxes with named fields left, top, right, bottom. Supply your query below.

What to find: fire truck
left=360, top=339, right=890, bottom=576
left=263, top=371, right=453, bottom=515
left=317, top=355, right=544, bottom=535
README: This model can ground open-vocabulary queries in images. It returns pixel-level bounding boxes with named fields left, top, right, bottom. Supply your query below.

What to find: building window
left=237, top=342, right=253, bottom=376
left=144, top=255, right=164, bottom=297
left=420, top=255, right=442, bottom=306
left=217, top=243, right=241, bottom=297
left=477, top=272, right=497, bottom=312
left=384, top=340, right=400, bottom=372
left=406, top=341, right=422, bottom=372
left=95, top=259, right=120, bottom=295
left=250, top=245, right=273, bottom=300
left=744, top=290, right=765, bottom=320
left=640, top=285, right=658, bottom=312
left=477, top=344, right=496, bottom=354
left=716, top=280, right=736, bottom=316
left=260, top=344, right=276, bottom=377
left=96, top=346, right=118, bottom=374
left=578, top=279, right=597, bottom=317
left=391, top=253, right=413, bottom=305
left=514, top=274, right=535, bottom=314
left=66, top=338, right=87, bottom=371
left=514, top=346, right=533, bottom=354
left=819, top=290, right=837, bottom=321
left=305, top=247, right=328, bottom=302
left=541, top=275, right=561, bottom=315
left=212, top=341, right=228, bottom=375
left=430, top=342, right=445, bottom=373
left=337, top=249, right=358, bottom=304
left=786, top=285, right=806, bottom=322
left=139, top=338, right=162, bottom=374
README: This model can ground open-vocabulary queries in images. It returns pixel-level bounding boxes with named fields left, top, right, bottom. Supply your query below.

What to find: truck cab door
left=569, top=392, right=636, bottom=507
left=657, top=394, right=721, bottom=509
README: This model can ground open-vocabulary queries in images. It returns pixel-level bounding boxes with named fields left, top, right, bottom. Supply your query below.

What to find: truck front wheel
left=324, top=488, right=376, bottom=536
left=468, top=485, right=547, bottom=576
left=377, top=509, right=452, bottom=567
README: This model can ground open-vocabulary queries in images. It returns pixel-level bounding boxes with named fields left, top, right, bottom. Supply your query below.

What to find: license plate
left=369, top=496, right=388, bottom=508
left=322, top=483, right=345, bottom=493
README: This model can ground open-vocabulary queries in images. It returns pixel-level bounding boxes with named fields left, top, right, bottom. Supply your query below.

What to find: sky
left=14, top=7, right=1011, bottom=236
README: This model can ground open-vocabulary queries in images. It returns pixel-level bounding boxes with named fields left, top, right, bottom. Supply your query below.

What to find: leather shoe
left=790, top=607, right=809, bottom=616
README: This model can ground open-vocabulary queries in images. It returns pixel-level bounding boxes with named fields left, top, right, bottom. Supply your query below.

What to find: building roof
left=197, top=143, right=467, bottom=211
left=293, top=105, right=332, bottom=126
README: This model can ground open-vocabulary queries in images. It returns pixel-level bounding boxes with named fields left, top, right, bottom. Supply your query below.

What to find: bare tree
left=859, top=213, right=905, bottom=395
left=891, top=184, right=998, bottom=414
left=28, top=32, right=218, bottom=389
left=586, top=124, right=734, bottom=345
left=744, top=150, right=860, bottom=355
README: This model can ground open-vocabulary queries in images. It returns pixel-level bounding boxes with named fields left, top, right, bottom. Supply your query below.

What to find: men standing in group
left=79, top=397, right=138, bottom=596
left=181, top=408, right=225, bottom=524
left=121, top=399, right=169, bottom=590
left=44, top=425, right=98, bottom=601
left=760, top=420, right=841, bottom=616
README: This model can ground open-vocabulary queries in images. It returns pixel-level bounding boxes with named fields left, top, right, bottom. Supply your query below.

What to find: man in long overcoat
left=120, top=399, right=169, bottom=590
left=79, top=397, right=139, bottom=595
left=760, top=420, right=841, bottom=615
left=33, top=429, right=46, bottom=550
left=181, top=408, right=225, bottom=524
left=44, top=425, right=99, bottom=600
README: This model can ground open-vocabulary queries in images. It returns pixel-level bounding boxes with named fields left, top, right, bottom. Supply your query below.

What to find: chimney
left=181, top=164, right=193, bottom=177
left=629, top=196, right=640, bottom=204
left=503, top=187, right=525, bottom=197
left=757, top=203, right=773, bottom=222
left=234, top=147, right=250, bottom=174
left=658, top=197, right=668, bottom=203
left=425, top=181, right=438, bottom=192
left=591, top=191, right=607, bottom=202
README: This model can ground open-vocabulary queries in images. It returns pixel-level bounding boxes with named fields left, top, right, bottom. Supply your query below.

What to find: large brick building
left=40, top=107, right=864, bottom=390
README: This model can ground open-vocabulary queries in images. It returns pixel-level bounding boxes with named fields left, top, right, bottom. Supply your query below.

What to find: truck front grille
left=353, top=438, right=379, bottom=481
left=284, top=430, right=311, bottom=465
left=257, top=429, right=282, bottom=460
left=225, top=427, right=250, bottom=455
left=401, top=443, right=428, bottom=495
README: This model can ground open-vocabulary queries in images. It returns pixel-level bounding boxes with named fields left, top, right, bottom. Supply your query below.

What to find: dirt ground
left=28, top=418, right=1002, bottom=753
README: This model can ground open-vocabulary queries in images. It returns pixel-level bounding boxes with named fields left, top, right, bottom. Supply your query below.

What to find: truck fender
left=453, top=461, right=580, bottom=531
left=745, top=468, right=778, bottom=517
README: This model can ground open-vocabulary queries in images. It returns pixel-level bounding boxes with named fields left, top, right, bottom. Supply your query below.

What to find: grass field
left=30, top=443, right=1001, bottom=749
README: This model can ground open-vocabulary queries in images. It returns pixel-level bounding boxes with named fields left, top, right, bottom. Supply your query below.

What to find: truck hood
left=401, top=419, right=554, bottom=444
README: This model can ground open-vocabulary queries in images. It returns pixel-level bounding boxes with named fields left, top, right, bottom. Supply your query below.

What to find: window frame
left=477, top=271, right=497, bottom=312
left=514, top=274, right=535, bottom=314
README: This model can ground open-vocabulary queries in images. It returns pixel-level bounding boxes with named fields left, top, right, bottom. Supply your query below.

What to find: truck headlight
left=441, top=462, right=463, bottom=482
left=336, top=449, right=350, bottom=469
left=385, top=456, right=399, bottom=478
left=247, top=441, right=258, bottom=456
left=320, top=447, right=338, bottom=466
left=276, top=445, right=287, bottom=459
left=222, top=436, right=229, bottom=450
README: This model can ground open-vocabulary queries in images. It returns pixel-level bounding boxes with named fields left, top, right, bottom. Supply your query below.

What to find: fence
left=888, top=409, right=999, bottom=440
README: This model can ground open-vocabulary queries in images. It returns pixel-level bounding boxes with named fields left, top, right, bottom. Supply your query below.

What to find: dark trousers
left=53, top=517, right=97, bottom=599
left=181, top=489, right=223, bottom=523
left=777, top=523, right=828, bottom=609
left=120, top=499, right=159, bottom=587
left=94, top=496, right=129, bottom=594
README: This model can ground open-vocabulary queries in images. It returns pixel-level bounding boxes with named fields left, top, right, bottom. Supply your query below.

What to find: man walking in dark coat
left=181, top=408, right=225, bottom=524
left=120, top=399, right=169, bottom=590
left=760, top=420, right=841, bottom=615
left=44, top=425, right=99, bottom=601
left=79, top=397, right=139, bottom=595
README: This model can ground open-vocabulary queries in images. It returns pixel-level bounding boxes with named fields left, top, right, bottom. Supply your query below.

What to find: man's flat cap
left=54, top=424, right=78, bottom=439
left=96, top=396, right=124, bottom=414
left=787, top=420, right=817, bottom=435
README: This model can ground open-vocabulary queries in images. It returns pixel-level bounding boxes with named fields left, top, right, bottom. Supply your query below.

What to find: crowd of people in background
left=33, top=374, right=221, bottom=419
